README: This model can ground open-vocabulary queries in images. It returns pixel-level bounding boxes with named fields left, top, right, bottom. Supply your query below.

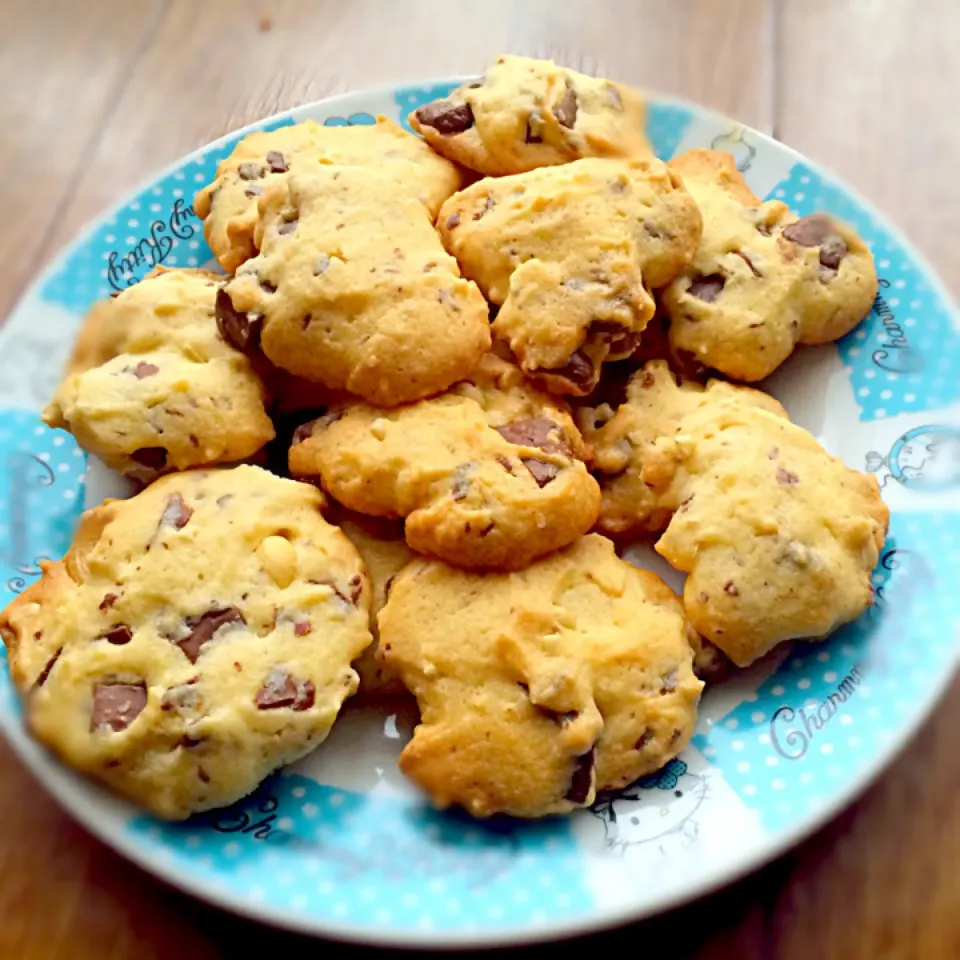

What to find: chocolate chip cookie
left=577, top=359, right=787, bottom=536
left=662, top=149, right=878, bottom=381
left=655, top=402, right=889, bottom=666
left=43, top=267, right=275, bottom=483
left=288, top=353, right=601, bottom=570
left=195, top=117, right=463, bottom=272
left=217, top=167, right=491, bottom=407
left=410, top=55, right=650, bottom=176
left=377, top=534, right=703, bottom=817
left=438, top=157, right=701, bottom=395
left=0, top=465, right=372, bottom=819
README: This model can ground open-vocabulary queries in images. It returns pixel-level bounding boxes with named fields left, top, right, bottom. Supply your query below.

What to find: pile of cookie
left=0, top=56, right=888, bottom=822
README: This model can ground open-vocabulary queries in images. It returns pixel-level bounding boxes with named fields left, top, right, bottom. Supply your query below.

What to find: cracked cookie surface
left=378, top=534, right=702, bottom=817
left=0, top=466, right=372, bottom=819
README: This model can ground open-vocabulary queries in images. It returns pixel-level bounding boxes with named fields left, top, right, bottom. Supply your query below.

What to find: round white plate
left=0, top=79, right=958, bottom=949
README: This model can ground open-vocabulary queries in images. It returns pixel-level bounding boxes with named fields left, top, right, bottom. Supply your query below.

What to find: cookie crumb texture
left=662, top=149, right=878, bottom=381
left=289, top=354, right=601, bottom=570
left=378, top=535, right=702, bottom=817
left=42, top=267, right=275, bottom=483
left=0, top=466, right=372, bottom=819
left=439, top=157, right=701, bottom=395
left=219, top=167, right=491, bottom=406
left=409, top=55, right=651, bottom=176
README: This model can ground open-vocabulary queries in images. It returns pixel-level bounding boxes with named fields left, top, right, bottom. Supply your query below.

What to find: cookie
left=409, top=55, right=650, bottom=176
left=194, top=117, right=463, bottom=273
left=63, top=296, right=129, bottom=376
left=662, top=149, right=878, bottom=381
left=377, top=534, right=703, bottom=817
left=43, top=268, right=275, bottom=482
left=328, top=506, right=411, bottom=696
left=0, top=465, right=372, bottom=819
left=577, top=360, right=787, bottom=536
left=288, top=354, right=601, bottom=570
left=655, top=403, right=889, bottom=666
left=216, top=168, right=491, bottom=407
left=438, top=157, right=701, bottom=395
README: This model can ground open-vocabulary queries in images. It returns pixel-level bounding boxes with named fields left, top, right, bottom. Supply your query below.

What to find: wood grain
left=0, top=749, right=222, bottom=960
left=773, top=5, right=960, bottom=957
left=0, top=0, right=164, bottom=319
left=771, top=681, right=960, bottom=960
left=778, top=0, right=960, bottom=296
left=40, top=0, right=775, bottom=266
left=0, top=0, right=958, bottom=957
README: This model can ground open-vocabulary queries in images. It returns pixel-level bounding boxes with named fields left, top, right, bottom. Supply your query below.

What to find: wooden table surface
left=1, top=1, right=958, bottom=956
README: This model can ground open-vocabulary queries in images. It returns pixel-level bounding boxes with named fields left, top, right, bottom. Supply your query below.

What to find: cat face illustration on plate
left=866, top=425, right=960, bottom=491
left=590, top=760, right=708, bottom=854
left=710, top=126, right=756, bottom=172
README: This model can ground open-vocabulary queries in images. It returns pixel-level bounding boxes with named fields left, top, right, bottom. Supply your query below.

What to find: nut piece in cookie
left=409, top=55, right=650, bottom=176
left=218, top=168, right=491, bottom=407
left=194, top=117, right=463, bottom=272
left=655, top=403, right=889, bottom=666
left=577, top=359, right=787, bottom=537
left=327, top=505, right=412, bottom=697
left=662, top=149, right=878, bottom=382
left=0, top=465, right=372, bottom=820
left=439, top=157, right=701, bottom=396
left=378, top=535, right=703, bottom=817
left=288, top=354, right=600, bottom=570
left=42, top=267, right=275, bottom=483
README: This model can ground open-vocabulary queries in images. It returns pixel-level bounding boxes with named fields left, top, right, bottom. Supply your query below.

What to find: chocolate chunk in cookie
left=415, top=100, right=475, bottom=135
left=91, top=681, right=147, bottom=733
